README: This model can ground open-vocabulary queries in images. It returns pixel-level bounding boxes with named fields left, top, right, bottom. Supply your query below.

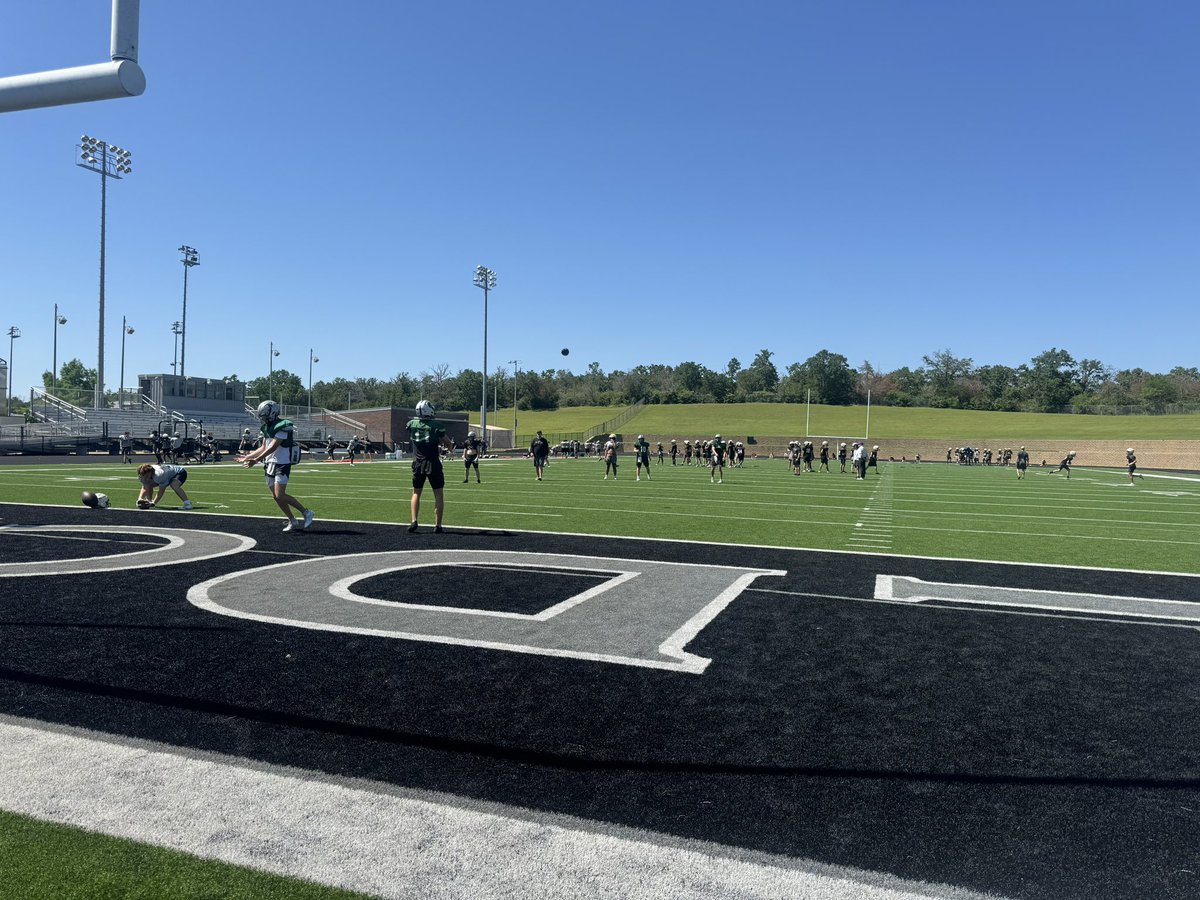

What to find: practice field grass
left=3, top=455, right=1198, bottom=574
left=478, top=401, right=1200, bottom=440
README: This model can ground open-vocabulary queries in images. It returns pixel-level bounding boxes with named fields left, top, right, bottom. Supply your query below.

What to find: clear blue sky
left=2, top=1, right=1197, bottom=400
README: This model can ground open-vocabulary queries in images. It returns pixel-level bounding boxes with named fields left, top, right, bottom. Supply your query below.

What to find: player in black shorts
left=406, top=400, right=454, bottom=532
left=684, top=440, right=693, bottom=466
left=818, top=441, right=829, bottom=472
left=1126, top=448, right=1139, bottom=485
left=1049, top=450, right=1076, bottom=479
left=462, top=430, right=483, bottom=483
left=1016, top=446, right=1029, bottom=479
left=670, top=439, right=678, bottom=465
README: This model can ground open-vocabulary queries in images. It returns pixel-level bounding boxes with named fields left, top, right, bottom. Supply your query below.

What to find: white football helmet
left=256, top=400, right=280, bottom=422
left=468, top=430, right=476, bottom=438
left=415, top=400, right=435, bottom=419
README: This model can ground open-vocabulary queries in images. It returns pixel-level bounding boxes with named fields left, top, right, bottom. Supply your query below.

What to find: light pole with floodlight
left=308, top=349, right=319, bottom=415
left=76, top=135, right=132, bottom=409
left=473, top=265, right=496, bottom=441
left=269, top=343, right=280, bottom=402
left=6, top=326, right=20, bottom=415
left=52, top=305, right=68, bottom=392
left=119, top=317, right=134, bottom=407
left=178, top=246, right=198, bottom=380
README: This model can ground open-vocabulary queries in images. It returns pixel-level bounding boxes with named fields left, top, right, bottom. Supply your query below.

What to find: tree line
left=39, top=348, right=1200, bottom=415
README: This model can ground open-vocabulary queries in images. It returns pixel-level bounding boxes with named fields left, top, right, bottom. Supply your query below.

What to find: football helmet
left=415, top=400, right=435, bottom=419
left=95, top=493, right=110, bottom=508
left=468, top=430, right=476, bottom=438
left=256, top=400, right=280, bottom=422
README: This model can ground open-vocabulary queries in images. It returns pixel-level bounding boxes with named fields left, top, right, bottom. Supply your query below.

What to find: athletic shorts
left=264, top=462, right=290, bottom=486
left=534, top=455, right=548, bottom=468
left=465, top=455, right=479, bottom=467
left=412, top=460, right=445, bottom=491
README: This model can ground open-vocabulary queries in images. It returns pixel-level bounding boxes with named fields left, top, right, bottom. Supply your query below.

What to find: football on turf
left=81, top=490, right=99, bottom=508
left=137, top=499, right=153, bottom=510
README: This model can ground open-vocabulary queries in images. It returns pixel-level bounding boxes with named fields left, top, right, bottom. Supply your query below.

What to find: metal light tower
left=269, top=343, right=280, bottom=402
left=308, top=349, right=319, bottom=415
left=473, top=265, right=497, bottom=441
left=5, top=328, right=20, bottom=417
left=77, top=135, right=132, bottom=409
left=178, top=246, right=198, bottom=381
left=170, top=321, right=182, bottom=396
left=119, top=317, right=134, bottom=407
left=52, top=305, right=68, bottom=392
left=508, top=358, right=520, bottom=438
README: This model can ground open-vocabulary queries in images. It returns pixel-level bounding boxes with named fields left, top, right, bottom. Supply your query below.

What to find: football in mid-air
left=561, top=347, right=570, bottom=356
left=81, top=491, right=110, bottom=509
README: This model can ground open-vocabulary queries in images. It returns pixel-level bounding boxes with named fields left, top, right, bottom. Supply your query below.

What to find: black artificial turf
left=1, top=503, right=1198, bottom=900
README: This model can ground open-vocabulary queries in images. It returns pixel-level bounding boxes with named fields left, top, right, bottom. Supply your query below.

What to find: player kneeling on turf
left=136, top=463, right=192, bottom=509
left=238, top=400, right=315, bottom=532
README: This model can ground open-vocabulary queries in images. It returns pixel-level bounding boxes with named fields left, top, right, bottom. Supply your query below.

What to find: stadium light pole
left=178, top=246, right=198, bottom=382
left=269, top=343, right=280, bottom=403
left=473, top=265, right=496, bottom=441
left=308, top=349, right=319, bottom=416
left=6, top=326, right=20, bottom=415
left=508, top=358, right=520, bottom=438
left=119, top=317, right=134, bottom=408
left=170, top=321, right=182, bottom=397
left=52, top=305, right=68, bottom=392
left=76, top=136, right=132, bottom=409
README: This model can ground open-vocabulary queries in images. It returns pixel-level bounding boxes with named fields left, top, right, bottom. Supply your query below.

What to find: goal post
left=0, top=0, right=144, bottom=114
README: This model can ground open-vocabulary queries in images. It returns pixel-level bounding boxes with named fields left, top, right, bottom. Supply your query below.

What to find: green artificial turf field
left=0, top=809, right=368, bottom=900
left=3, top=455, right=1198, bottom=574
left=478, top=402, right=1200, bottom=440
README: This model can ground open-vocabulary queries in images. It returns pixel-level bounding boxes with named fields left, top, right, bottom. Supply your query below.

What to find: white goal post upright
left=0, top=0, right=145, bottom=113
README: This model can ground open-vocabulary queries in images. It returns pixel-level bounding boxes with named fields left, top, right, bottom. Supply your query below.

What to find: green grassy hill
left=478, top=402, right=1200, bottom=440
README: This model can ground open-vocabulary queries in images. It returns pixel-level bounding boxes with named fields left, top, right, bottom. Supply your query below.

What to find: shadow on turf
left=3, top=664, right=1197, bottom=791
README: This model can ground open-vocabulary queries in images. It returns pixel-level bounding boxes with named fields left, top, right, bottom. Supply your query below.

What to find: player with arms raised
left=238, top=400, right=314, bottom=532
left=406, top=400, right=454, bottom=532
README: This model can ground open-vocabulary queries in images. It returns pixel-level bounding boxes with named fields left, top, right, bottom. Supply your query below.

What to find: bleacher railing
left=514, top=398, right=646, bottom=448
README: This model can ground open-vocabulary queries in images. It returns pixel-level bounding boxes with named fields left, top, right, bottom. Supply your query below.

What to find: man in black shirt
left=530, top=430, right=550, bottom=481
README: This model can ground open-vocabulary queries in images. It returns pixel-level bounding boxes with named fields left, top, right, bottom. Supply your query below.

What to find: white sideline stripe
left=4, top=500, right=1200, bottom=579
left=0, top=717, right=1004, bottom=900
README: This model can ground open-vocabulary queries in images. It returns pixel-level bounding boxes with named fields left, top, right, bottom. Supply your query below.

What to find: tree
left=1024, top=348, right=1077, bottom=411
left=921, top=349, right=973, bottom=407
left=787, top=350, right=855, bottom=405
left=43, top=359, right=97, bottom=401
left=747, top=349, right=779, bottom=391
left=1074, top=358, right=1110, bottom=395
left=1137, top=375, right=1178, bottom=411
left=420, top=364, right=453, bottom=407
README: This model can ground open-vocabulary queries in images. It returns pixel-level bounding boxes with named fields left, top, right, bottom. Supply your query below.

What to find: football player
left=136, top=463, right=192, bottom=510
left=670, top=439, right=678, bottom=465
left=1016, top=446, right=1029, bottom=479
left=1049, top=450, right=1076, bottom=479
left=238, top=400, right=314, bottom=532
left=463, top=430, right=483, bottom=483
left=818, top=441, right=830, bottom=472
left=530, top=430, right=550, bottom=481
left=405, top=400, right=454, bottom=532
left=1126, top=448, right=1139, bottom=484
left=710, top=433, right=726, bottom=484
left=603, top=434, right=619, bottom=479
left=634, top=435, right=652, bottom=481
